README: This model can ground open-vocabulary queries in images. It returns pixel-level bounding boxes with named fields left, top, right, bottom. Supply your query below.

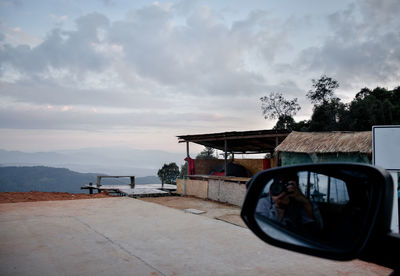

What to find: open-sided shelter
left=177, top=129, right=290, bottom=176
left=176, top=129, right=289, bottom=206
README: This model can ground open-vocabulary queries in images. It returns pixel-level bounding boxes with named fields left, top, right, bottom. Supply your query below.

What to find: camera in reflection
left=269, top=179, right=290, bottom=196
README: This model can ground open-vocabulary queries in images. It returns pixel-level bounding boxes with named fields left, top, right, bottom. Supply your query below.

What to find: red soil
left=0, top=191, right=114, bottom=203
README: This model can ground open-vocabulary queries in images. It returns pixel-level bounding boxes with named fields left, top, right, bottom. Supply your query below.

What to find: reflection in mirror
left=254, top=169, right=372, bottom=251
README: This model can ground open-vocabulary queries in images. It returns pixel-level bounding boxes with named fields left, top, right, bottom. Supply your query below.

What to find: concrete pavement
left=0, top=198, right=392, bottom=276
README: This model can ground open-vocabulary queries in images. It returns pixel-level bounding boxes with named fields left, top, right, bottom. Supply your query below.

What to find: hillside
left=0, top=166, right=160, bottom=193
left=0, top=148, right=185, bottom=177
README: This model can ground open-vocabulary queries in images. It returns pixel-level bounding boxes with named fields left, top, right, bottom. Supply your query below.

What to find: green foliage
left=0, top=166, right=97, bottom=193
left=260, top=92, right=301, bottom=120
left=273, top=115, right=297, bottom=131
left=178, top=163, right=188, bottom=179
left=309, top=98, right=346, bottom=131
left=292, top=120, right=311, bottom=131
left=260, top=74, right=400, bottom=131
left=0, top=166, right=161, bottom=193
left=196, top=146, right=217, bottom=159
left=306, top=75, right=339, bottom=105
left=157, top=163, right=180, bottom=184
left=341, top=87, right=400, bottom=130
left=309, top=85, right=400, bottom=131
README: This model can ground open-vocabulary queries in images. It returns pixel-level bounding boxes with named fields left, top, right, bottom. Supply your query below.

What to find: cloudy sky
left=0, top=0, right=399, bottom=154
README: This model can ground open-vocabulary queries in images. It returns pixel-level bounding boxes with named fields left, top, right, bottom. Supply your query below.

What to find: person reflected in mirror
left=256, top=174, right=323, bottom=235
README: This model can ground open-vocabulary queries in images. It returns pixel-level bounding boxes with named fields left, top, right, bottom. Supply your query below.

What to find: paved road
left=0, top=198, right=391, bottom=276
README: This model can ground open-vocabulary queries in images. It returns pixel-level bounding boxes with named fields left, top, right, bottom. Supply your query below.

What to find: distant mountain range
left=0, top=147, right=185, bottom=176
left=0, top=166, right=161, bottom=193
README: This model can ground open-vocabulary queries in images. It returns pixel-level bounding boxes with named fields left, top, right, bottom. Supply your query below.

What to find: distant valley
left=0, top=147, right=185, bottom=177
left=0, top=166, right=161, bottom=193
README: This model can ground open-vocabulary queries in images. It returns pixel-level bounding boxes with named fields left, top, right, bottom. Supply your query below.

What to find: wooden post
left=275, top=137, right=280, bottom=167
left=186, top=142, right=190, bottom=175
left=185, top=142, right=189, bottom=195
left=224, top=139, right=228, bottom=176
left=130, top=176, right=135, bottom=189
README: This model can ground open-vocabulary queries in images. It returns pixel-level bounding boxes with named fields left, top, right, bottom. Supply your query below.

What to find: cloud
left=296, top=0, right=400, bottom=88
left=6, top=1, right=397, bottom=144
left=1, top=4, right=288, bottom=99
left=0, top=80, right=168, bottom=109
left=1, top=0, right=22, bottom=8
left=0, top=3, right=287, bottom=141
left=359, top=0, right=400, bottom=27
left=0, top=104, right=243, bottom=131
left=0, top=21, right=41, bottom=47
left=50, top=14, right=68, bottom=24
left=0, top=12, right=110, bottom=79
left=107, top=4, right=266, bottom=94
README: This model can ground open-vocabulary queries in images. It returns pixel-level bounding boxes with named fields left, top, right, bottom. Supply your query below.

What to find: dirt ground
left=0, top=191, right=114, bottom=203
left=140, top=196, right=245, bottom=228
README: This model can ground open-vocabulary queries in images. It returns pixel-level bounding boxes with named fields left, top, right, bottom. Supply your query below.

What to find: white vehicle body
left=372, top=125, right=400, bottom=233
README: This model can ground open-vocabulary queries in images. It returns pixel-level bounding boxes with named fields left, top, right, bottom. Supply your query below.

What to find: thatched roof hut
left=276, top=131, right=372, bottom=153
left=275, top=131, right=372, bottom=165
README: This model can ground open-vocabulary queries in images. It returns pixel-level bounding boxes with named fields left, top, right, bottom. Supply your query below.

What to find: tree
left=157, top=163, right=179, bottom=185
left=260, top=92, right=301, bottom=120
left=305, top=75, right=346, bottom=131
left=260, top=92, right=301, bottom=130
left=342, top=86, right=400, bottom=130
left=306, top=75, right=339, bottom=105
left=258, top=75, right=400, bottom=132
left=273, top=115, right=297, bottom=131
left=354, top=87, right=371, bottom=101
left=178, top=163, right=188, bottom=179
left=196, top=146, right=217, bottom=159
left=308, top=98, right=346, bottom=131
left=307, top=85, right=400, bottom=131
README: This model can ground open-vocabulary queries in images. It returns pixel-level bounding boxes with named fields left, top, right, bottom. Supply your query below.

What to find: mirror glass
left=254, top=168, right=374, bottom=251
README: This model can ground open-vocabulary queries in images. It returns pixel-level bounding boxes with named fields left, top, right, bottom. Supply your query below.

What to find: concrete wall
left=208, top=179, right=247, bottom=206
left=177, top=177, right=247, bottom=206
left=176, top=178, right=208, bottom=199
left=176, top=179, right=184, bottom=195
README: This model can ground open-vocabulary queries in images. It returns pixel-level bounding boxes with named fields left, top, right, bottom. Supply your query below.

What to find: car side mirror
left=241, top=163, right=394, bottom=261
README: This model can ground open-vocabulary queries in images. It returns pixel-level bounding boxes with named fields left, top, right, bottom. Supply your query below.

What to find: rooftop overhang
left=177, top=129, right=290, bottom=154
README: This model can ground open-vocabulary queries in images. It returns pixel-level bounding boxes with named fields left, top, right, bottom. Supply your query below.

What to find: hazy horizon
left=0, top=147, right=189, bottom=176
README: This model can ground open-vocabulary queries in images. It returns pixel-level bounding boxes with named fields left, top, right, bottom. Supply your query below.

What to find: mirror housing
left=241, top=163, right=394, bottom=261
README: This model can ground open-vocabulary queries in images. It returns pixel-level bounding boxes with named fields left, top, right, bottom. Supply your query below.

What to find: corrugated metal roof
left=177, top=129, right=290, bottom=153
left=275, top=131, right=372, bottom=154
